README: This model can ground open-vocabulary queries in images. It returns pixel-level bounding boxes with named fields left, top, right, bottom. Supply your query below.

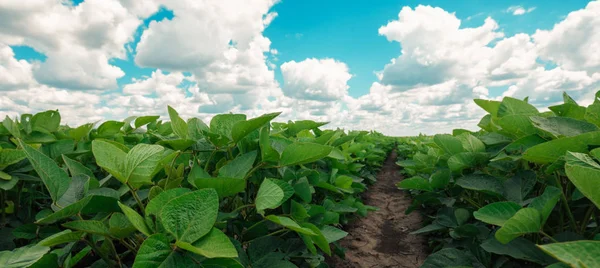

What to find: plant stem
left=244, top=163, right=265, bottom=180
left=581, top=205, right=595, bottom=234
left=243, top=229, right=289, bottom=245
left=120, top=239, right=138, bottom=253
left=540, top=230, right=558, bottom=243
left=107, top=239, right=122, bottom=268
left=127, top=183, right=145, bottom=213
left=232, top=204, right=255, bottom=214
left=462, top=195, right=481, bottom=209
left=243, top=218, right=268, bottom=236
left=554, top=173, right=578, bottom=231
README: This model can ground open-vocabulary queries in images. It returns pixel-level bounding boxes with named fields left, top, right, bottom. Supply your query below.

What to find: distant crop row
left=397, top=92, right=600, bottom=267
left=0, top=107, right=395, bottom=267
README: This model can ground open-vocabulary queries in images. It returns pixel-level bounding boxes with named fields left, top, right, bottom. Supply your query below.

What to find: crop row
left=396, top=92, right=600, bottom=267
left=0, top=107, right=395, bottom=267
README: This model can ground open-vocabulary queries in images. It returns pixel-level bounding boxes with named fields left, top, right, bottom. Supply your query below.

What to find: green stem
left=243, top=229, right=289, bottom=245
left=232, top=204, right=255, bottom=214
left=85, top=238, right=115, bottom=268
left=127, top=183, right=145, bottom=213
left=243, top=218, right=268, bottom=236
left=119, top=239, right=138, bottom=253
left=107, top=239, right=122, bottom=268
left=462, top=195, right=481, bottom=209
left=244, top=162, right=265, bottom=180
left=581, top=205, right=595, bottom=234
left=540, top=230, right=558, bottom=243
left=204, top=150, right=217, bottom=172
left=164, top=152, right=182, bottom=188
left=554, top=173, right=578, bottom=231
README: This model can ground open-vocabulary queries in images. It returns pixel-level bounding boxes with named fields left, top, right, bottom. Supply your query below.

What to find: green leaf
left=145, top=188, right=191, bottom=216
left=285, top=120, right=328, bottom=137
left=218, top=151, right=256, bottom=179
left=118, top=202, right=152, bottom=236
left=135, top=116, right=160, bottom=129
left=62, top=220, right=110, bottom=236
left=421, top=248, right=485, bottom=268
left=530, top=116, right=599, bottom=138
left=17, top=139, right=70, bottom=203
left=334, top=175, right=353, bottom=190
left=231, top=112, right=280, bottom=143
left=37, top=195, right=119, bottom=224
left=259, top=126, right=279, bottom=162
left=160, top=189, right=219, bottom=243
left=299, top=222, right=331, bottom=255
left=279, top=142, right=332, bottom=166
left=524, top=131, right=600, bottom=164
left=31, top=110, right=60, bottom=134
left=565, top=152, right=600, bottom=209
left=429, top=169, right=451, bottom=189
left=293, top=177, right=312, bottom=203
left=56, top=174, right=89, bottom=207
left=194, top=178, right=246, bottom=198
left=528, top=186, right=561, bottom=225
left=503, top=170, right=536, bottom=204
left=433, top=134, right=464, bottom=155
left=62, top=155, right=96, bottom=180
left=457, top=133, right=486, bottom=152
left=133, top=234, right=195, bottom=268
left=187, top=118, right=209, bottom=140
left=495, top=208, right=541, bottom=244
left=456, top=174, right=504, bottom=196
left=210, top=114, right=246, bottom=139
left=256, top=178, right=294, bottom=213
left=176, top=228, right=237, bottom=258
left=265, top=215, right=317, bottom=236
left=448, top=152, right=488, bottom=172
left=0, top=245, right=50, bottom=268
left=481, top=237, right=556, bottom=265
left=396, top=176, right=432, bottom=192
left=109, top=212, right=137, bottom=238
left=497, top=97, right=539, bottom=117
left=123, top=144, right=165, bottom=188
left=585, top=103, right=600, bottom=127
left=320, top=225, right=348, bottom=243
left=168, top=106, right=188, bottom=139
left=92, top=139, right=127, bottom=182
left=538, top=240, right=600, bottom=268
left=37, top=230, right=84, bottom=247
left=474, top=99, right=501, bottom=116
left=473, top=202, right=521, bottom=226
left=0, top=149, right=25, bottom=168
left=97, top=120, right=124, bottom=137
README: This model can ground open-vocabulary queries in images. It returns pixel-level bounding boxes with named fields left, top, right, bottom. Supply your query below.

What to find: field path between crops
left=327, top=150, right=428, bottom=268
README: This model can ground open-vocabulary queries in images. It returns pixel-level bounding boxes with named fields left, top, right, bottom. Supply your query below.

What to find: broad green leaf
left=37, top=230, right=84, bottom=247
left=473, top=202, right=521, bottom=226
left=62, top=220, right=110, bottom=236
left=118, top=202, right=151, bottom=236
left=530, top=116, right=599, bottom=138
left=320, top=225, right=347, bottom=243
left=523, top=131, right=600, bottom=164
left=497, top=97, right=539, bottom=117
left=97, top=120, right=124, bottom=137
left=135, top=116, right=160, bottom=129
left=334, top=175, right=353, bottom=190
left=496, top=115, right=539, bottom=138
left=0, top=149, right=25, bottom=168
left=37, top=195, right=119, bottom=224
left=210, top=114, right=246, bottom=139
left=429, top=169, right=451, bottom=189
left=194, top=178, right=246, bottom=198
left=3, top=116, right=21, bottom=138
left=481, top=237, right=556, bottom=265
left=0, top=171, right=12, bottom=182
left=145, top=188, right=191, bottom=216
left=92, top=140, right=127, bottom=182
left=168, top=106, right=188, bottom=139
left=549, top=103, right=586, bottom=120
left=133, top=234, right=195, bottom=268
left=31, top=110, right=60, bottom=134
left=265, top=215, right=317, bottom=236
left=410, top=223, right=446, bottom=235
left=474, top=99, right=501, bottom=116
left=0, top=245, right=50, bottom=268
left=565, top=152, right=600, bottom=209
left=256, top=178, right=294, bottom=213
left=457, top=133, right=486, bottom=152
left=187, top=117, right=209, bottom=140
left=176, top=228, right=237, bottom=258
left=62, top=155, right=96, bottom=180
left=109, top=212, right=137, bottom=238
left=503, top=170, right=536, bottom=204
left=300, top=222, right=331, bottom=255
left=396, top=176, right=432, bottom=192
left=495, top=208, right=542, bottom=244
left=231, top=112, right=280, bottom=143
left=160, top=189, right=219, bottom=243
left=290, top=200, right=309, bottom=222
left=279, top=142, right=332, bottom=166
left=528, top=186, right=561, bottom=225
left=18, top=139, right=70, bottom=203
left=585, top=103, right=600, bottom=127
left=285, top=120, right=328, bottom=137
left=293, top=177, right=312, bottom=203
left=56, top=174, right=89, bottom=207
left=421, top=248, right=485, bottom=268
left=123, top=144, right=165, bottom=188
left=218, top=151, right=257, bottom=179
left=456, top=174, right=503, bottom=196
left=259, top=126, right=279, bottom=162
left=433, top=134, right=464, bottom=155
left=538, top=241, right=600, bottom=268
left=447, top=152, right=488, bottom=172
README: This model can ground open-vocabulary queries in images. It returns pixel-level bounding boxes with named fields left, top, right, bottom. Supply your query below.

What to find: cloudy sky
left=1, top=0, right=599, bottom=136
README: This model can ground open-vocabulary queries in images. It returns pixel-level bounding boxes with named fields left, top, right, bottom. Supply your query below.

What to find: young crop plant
left=0, top=106, right=394, bottom=267
left=397, top=92, right=600, bottom=268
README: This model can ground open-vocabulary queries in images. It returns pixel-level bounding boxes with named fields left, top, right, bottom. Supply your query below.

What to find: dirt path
left=327, top=150, right=428, bottom=268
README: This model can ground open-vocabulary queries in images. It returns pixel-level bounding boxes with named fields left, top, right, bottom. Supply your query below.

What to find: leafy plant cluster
left=396, top=92, right=600, bottom=268
left=0, top=107, right=395, bottom=267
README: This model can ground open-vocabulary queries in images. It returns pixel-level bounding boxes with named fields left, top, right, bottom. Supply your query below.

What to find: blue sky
left=1, top=0, right=599, bottom=135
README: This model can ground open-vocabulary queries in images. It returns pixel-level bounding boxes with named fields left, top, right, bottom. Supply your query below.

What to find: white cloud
left=507, top=6, right=536, bottom=16
left=280, top=58, right=352, bottom=101
left=0, top=44, right=36, bottom=90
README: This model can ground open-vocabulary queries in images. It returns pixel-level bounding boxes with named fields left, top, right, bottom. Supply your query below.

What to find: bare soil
left=327, top=150, right=428, bottom=268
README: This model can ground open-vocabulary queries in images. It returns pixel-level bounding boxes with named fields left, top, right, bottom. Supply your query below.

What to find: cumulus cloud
left=507, top=6, right=536, bottom=16
left=280, top=58, right=352, bottom=101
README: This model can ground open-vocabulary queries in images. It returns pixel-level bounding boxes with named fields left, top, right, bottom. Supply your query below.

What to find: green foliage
left=0, top=107, right=394, bottom=267
left=397, top=91, right=600, bottom=267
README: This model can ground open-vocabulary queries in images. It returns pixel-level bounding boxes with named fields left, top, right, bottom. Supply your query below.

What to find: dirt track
left=327, top=150, right=428, bottom=268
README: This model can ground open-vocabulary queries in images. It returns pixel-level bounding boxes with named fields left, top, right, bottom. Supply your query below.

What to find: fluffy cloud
left=280, top=58, right=352, bottom=101
left=0, top=44, right=35, bottom=90
left=507, top=6, right=536, bottom=16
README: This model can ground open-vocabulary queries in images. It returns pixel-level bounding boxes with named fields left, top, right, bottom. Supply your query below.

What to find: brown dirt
left=327, top=150, right=428, bottom=268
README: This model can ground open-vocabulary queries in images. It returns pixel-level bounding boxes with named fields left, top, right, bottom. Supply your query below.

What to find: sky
left=0, top=0, right=599, bottom=136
